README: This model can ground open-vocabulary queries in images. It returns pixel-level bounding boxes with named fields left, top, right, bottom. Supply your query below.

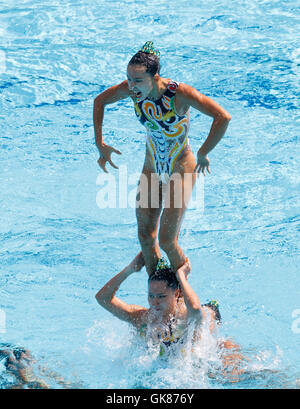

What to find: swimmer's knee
left=158, top=233, right=177, bottom=253
left=138, top=227, right=157, bottom=245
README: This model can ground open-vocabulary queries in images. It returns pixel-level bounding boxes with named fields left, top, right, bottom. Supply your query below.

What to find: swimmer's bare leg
left=159, top=163, right=196, bottom=273
left=136, top=169, right=163, bottom=275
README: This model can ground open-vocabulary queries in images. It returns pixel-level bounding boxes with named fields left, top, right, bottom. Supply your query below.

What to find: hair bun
left=156, top=257, right=170, bottom=271
left=139, top=41, right=160, bottom=57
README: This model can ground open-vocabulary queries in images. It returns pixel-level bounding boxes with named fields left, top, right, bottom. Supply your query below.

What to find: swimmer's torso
left=138, top=309, right=189, bottom=356
left=133, top=80, right=190, bottom=183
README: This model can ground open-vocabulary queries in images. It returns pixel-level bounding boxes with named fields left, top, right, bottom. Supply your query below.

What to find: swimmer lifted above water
left=94, top=42, right=231, bottom=275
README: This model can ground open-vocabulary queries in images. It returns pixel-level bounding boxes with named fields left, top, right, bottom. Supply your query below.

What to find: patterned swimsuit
left=133, top=80, right=190, bottom=183
left=139, top=318, right=186, bottom=357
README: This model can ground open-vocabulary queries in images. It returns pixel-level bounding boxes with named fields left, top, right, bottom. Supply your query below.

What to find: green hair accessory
left=156, top=257, right=170, bottom=271
left=140, top=41, right=160, bottom=57
left=208, top=300, right=219, bottom=308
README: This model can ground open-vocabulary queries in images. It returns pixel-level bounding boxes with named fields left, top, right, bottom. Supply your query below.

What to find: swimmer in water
left=0, top=344, right=49, bottom=389
left=95, top=252, right=241, bottom=367
left=94, top=41, right=231, bottom=275
left=96, top=253, right=203, bottom=351
left=0, top=344, right=83, bottom=389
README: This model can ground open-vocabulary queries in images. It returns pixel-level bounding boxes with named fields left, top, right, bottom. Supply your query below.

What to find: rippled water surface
left=0, top=0, right=299, bottom=388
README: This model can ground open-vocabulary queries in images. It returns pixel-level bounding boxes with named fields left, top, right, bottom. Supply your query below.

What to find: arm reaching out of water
left=95, top=252, right=147, bottom=325
left=175, top=259, right=203, bottom=320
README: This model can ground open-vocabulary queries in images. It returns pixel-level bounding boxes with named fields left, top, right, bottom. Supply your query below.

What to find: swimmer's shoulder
left=118, top=79, right=130, bottom=93
left=219, top=339, right=240, bottom=350
left=173, top=82, right=196, bottom=115
left=130, top=306, right=149, bottom=328
left=95, top=80, right=130, bottom=105
left=176, top=82, right=201, bottom=101
left=115, top=80, right=131, bottom=99
left=118, top=79, right=140, bottom=102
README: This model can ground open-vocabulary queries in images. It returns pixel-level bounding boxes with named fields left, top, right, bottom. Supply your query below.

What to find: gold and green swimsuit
left=134, top=80, right=190, bottom=183
left=139, top=319, right=186, bottom=357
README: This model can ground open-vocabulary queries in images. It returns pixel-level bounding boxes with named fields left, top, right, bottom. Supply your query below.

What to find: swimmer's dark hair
left=128, top=51, right=160, bottom=77
left=148, top=267, right=179, bottom=290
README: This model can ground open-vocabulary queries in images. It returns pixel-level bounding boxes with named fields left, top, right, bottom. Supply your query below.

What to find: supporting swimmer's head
left=148, top=266, right=179, bottom=290
left=128, top=41, right=161, bottom=77
left=148, top=267, right=180, bottom=315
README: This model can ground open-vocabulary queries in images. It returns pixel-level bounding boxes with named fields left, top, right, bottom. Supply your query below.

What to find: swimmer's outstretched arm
left=94, top=80, right=130, bottom=173
left=95, top=252, right=147, bottom=325
left=175, top=259, right=203, bottom=320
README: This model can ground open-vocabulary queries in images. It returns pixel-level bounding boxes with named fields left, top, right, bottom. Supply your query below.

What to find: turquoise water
left=0, top=0, right=299, bottom=388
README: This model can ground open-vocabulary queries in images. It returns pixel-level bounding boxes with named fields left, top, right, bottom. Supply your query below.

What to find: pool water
left=0, top=0, right=299, bottom=388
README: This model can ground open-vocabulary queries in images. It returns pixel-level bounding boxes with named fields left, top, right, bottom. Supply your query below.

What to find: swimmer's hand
left=176, top=258, right=191, bottom=280
left=194, top=151, right=211, bottom=176
left=128, top=252, right=145, bottom=273
left=98, top=143, right=121, bottom=173
left=4, top=349, right=33, bottom=375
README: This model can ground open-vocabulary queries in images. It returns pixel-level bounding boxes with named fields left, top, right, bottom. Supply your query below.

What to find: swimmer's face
left=127, top=64, right=157, bottom=102
left=148, top=281, right=178, bottom=316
